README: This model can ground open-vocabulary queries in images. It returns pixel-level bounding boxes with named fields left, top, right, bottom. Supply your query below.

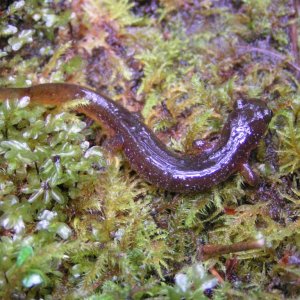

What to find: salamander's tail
left=0, top=83, right=88, bottom=106
left=0, top=83, right=122, bottom=125
left=0, top=87, right=30, bottom=102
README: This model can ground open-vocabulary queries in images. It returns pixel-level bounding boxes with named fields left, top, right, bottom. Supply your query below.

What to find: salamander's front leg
left=239, top=163, right=259, bottom=186
left=190, top=137, right=219, bottom=155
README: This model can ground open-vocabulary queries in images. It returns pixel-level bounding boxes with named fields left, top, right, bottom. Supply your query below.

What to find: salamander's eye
left=263, top=108, right=273, bottom=122
left=234, top=99, right=248, bottom=109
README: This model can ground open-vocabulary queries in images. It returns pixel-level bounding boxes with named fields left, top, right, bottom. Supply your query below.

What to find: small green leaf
left=1, top=140, right=31, bottom=151
left=16, top=246, right=33, bottom=266
left=8, top=29, right=35, bottom=52
left=50, top=187, right=65, bottom=204
left=56, top=223, right=72, bottom=240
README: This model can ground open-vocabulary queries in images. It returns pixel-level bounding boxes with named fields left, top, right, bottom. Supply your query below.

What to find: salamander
left=0, top=83, right=272, bottom=192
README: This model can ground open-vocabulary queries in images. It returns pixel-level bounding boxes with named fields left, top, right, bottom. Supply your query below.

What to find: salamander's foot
left=239, top=163, right=259, bottom=186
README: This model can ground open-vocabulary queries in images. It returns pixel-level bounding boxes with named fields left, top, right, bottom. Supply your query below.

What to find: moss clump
left=270, top=95, right=300, bottom=174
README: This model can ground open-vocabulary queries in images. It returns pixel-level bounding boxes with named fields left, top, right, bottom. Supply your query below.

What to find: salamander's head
left=230, top=99, right=272, bottom=149
left=234, top=99, right=272, bottom=123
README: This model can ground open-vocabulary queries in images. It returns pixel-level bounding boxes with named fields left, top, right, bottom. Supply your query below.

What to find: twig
left=237, top=45, right=300, bottom=75
left=290, top=0, right=300, bottom=65
left=209, top=267, right=224, bottom=283
left=198, top=238, right=265, bottom=260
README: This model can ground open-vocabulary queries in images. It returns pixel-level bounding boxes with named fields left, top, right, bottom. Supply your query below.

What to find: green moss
left=0, top=95, right=105, bottom=297
left=270, top=95, right=300, bottom=174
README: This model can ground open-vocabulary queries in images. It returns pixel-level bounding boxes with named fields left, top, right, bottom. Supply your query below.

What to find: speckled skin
left=0, top=83, right=272, bottom=192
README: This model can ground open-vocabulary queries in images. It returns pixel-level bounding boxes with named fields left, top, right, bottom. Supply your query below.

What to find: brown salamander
left=0, top=83, right=272, bottom=192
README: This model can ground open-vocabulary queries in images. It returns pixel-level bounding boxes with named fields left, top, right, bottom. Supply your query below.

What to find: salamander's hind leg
left=239, top=163, right=259, bottom=186
left=103, top=134, right=124, bottom=154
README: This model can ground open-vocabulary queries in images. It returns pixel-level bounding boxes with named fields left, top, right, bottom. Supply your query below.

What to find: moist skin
left=0, top=83, right=272, bottom=192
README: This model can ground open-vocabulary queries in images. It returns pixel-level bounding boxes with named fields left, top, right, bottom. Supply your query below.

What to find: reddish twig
left=290, top=0, right=300, bottom=64
left=237, top=45, right=300, bottom=75
left=209, top=267, right=224, bottom=283
left=199, top=238, right=265, bottom=259
left=289, top=0, right=300, bottom=79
